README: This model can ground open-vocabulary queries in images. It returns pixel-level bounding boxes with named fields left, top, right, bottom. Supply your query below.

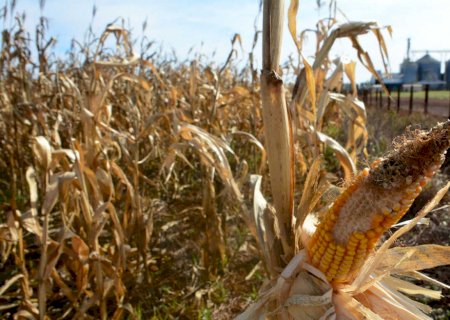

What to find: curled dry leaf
left=72, top=236, right=90, bottom=292
left=33, top=136, right=52, bottom=170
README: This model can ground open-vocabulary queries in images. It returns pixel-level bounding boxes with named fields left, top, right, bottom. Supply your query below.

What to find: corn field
left=0, top=0, right=449, bottom=319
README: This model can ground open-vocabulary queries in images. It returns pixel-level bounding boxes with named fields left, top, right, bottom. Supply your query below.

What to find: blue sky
left=9, top=0, right=450, bottom=82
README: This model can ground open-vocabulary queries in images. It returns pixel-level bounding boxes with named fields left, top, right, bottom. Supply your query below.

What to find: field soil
left=365, top=95, right=450, bottom=118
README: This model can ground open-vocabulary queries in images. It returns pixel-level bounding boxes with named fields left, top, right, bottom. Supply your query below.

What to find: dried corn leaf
left=236, top=251, right=312, bottom=320
left=371, top=27, right=390, bottom=74
left=343, top=60, right=357, bottom=96
left=33, top=136, right=52, bottom=169
left=288, top=0, right=301, bottom=52
left=19, top=211, right=42, bottom=239
left=382, top=276, right=441, bottom=300
left=0, top=274, right=24, bottom=296
left=295, top=158, right=330, bottom=241
left=72, top=236, right=89, bottom=292
left=401, top=271, right=450, bottom=290
left=327, top=93, right=368, bottom=162
left=350, top=35, right=389, bottom=96
left=315, top=130, right=356, bottom=180
left=232, top=131, right=266, bottom=174
left=333, top=292, right=384, bottom=320
left=286, top=270, right=333, bottom=319
left=303, top=56, right=317, bottom=120
left=42, top=172, right=76, bottom=216
left=178, top=124, right=241, bottom=198
left=43, top=241, right=64, bottom=280
left=375, top=245, right=450, bottom=275
left=250, top=175, right=269, bottom=253
left=361, top=282, right=433, bottom=320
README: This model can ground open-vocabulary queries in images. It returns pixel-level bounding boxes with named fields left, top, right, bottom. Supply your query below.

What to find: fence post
left=424, top=84, right=429, bottom=114
left=409, top=86, right=414, bottom=114
left=379, top=90, right=382, bottom=108
left=387, top=88, right=391, bottom=110
left=396, top=86, right=401, bottom=113
left=448, top=90, right=450, bottom=119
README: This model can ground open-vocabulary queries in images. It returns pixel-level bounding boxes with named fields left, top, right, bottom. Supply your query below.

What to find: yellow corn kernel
left=366, top=230, right=377, bottom=239
left=382, top=219, right=393, bottom=229
left=323, top=251, right=334, bottom=262
left=401, top=198, right=414, bottom=205
left=370, top=158, right=382, bottom=169
left=323, top=232, right=333, bottom=242
left=317, top=245, right=326, bottom=255
left=319, top=259, right=331, bottom=270
left=322, top=221, right=333, bottom=231
left=392, top=203, right=401, bottom=211
left=352, top=232, right=365, bottom=240
left=343, top=254, right=354, bottom=262
left=327, top=265, right=339, bottom=275
left=371, top=214, right=384, bottom=226
left=424, top=169, right=435, bottom=177
left=312, top=252, right=322, bottom=265
left=335, top=251, right=344, bottom=259
left=374, top=226, right=385, bottom=234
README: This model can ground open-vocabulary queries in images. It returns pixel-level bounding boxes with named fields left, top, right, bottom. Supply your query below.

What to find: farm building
left=375, top=52, right=448, bottom=90
left=400, top=59, right=418, bottom=84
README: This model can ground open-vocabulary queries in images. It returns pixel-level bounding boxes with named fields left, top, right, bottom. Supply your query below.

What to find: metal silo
left=401, top=59, right=418, bottom=84
left=445, top=60, right=450, bottom=89
left=417, top=54, right=441, bottom=82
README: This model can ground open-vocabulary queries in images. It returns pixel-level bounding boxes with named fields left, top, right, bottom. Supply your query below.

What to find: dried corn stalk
left=260, top=0, right=295, bottom=264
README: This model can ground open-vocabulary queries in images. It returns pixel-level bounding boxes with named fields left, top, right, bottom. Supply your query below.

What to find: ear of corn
left=307, top=121, right=450, bottom=285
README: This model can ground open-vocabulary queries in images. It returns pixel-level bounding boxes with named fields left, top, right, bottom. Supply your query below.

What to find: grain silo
left=400, top=59, right=418, bottom=84
left=417, top=54, right=441, bottom=82
left=445, top=60, right=450, bottom=89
